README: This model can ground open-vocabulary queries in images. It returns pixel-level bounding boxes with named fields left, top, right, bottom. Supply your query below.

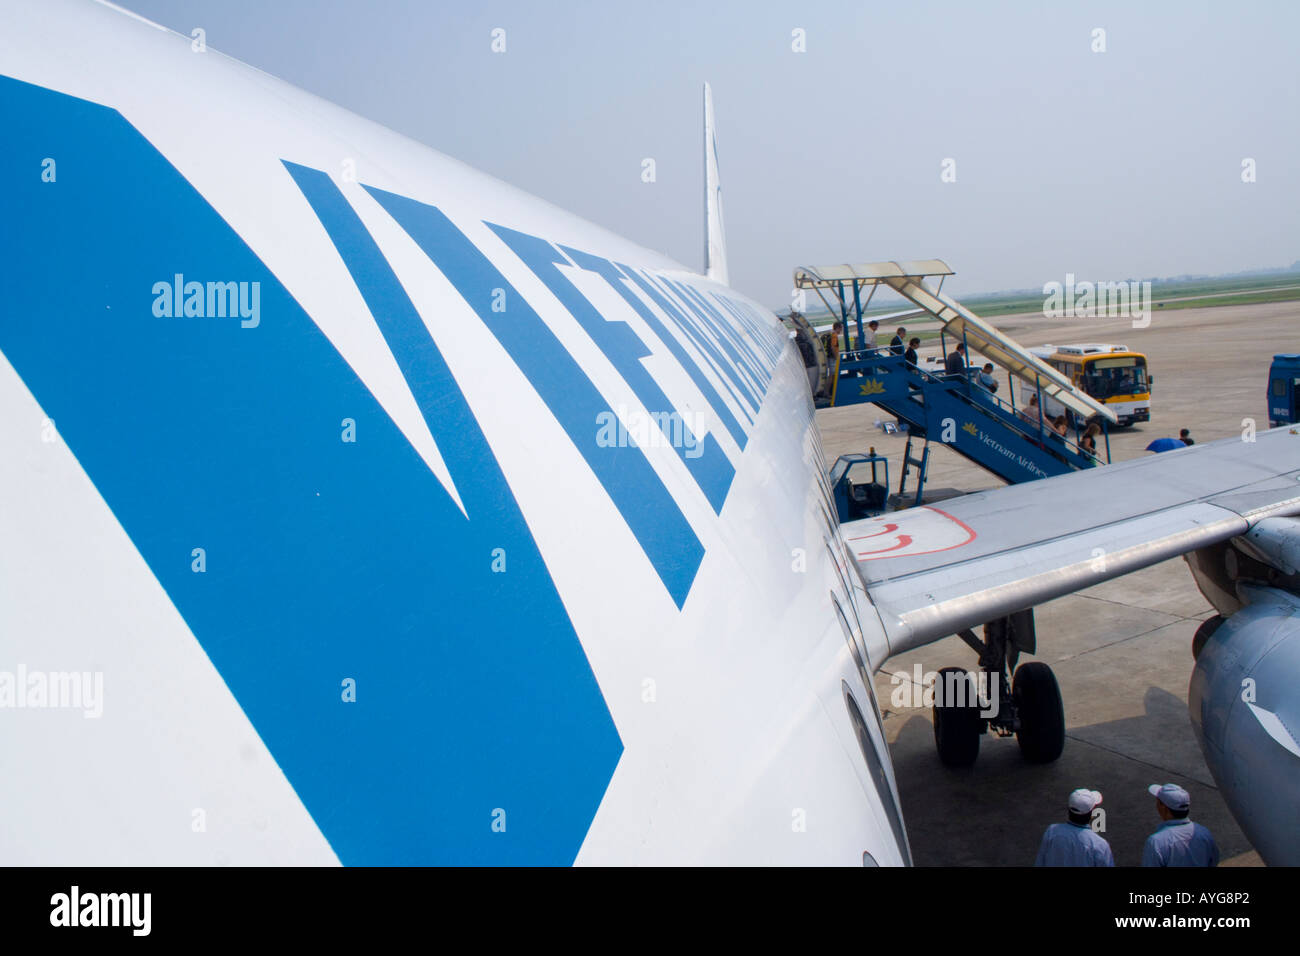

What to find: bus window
left=1085, top=357, right=1148, bottom=398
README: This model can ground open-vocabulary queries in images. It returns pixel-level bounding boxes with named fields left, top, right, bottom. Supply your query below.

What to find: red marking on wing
left=923, top=506, right=978, bottom=544
left=848, top=523, right=900, bottom=541
left=858, top=534, right=913, bottom=556
left=850, top=507, right=978, bottom=562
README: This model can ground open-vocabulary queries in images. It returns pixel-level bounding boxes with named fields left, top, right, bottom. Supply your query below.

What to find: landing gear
left=929, top=609, right=1066, bottom=767
left=1012, top=661, right=1065, bottom=763
left=933, top=667, right=981, bottom=767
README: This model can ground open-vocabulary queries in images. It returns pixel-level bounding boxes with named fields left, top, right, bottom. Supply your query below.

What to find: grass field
left=796, top=270, right=1300, bottom=322
left=1148, top=286, right=1300, bottom=311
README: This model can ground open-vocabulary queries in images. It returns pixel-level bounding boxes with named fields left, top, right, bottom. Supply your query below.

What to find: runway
left=815, top=299, right=1297, bottom=865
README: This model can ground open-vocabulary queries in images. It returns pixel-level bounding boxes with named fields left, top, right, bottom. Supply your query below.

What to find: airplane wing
left=809, top=308, right=927, bottom=333
left=842, top=428, right=1300, bottom=661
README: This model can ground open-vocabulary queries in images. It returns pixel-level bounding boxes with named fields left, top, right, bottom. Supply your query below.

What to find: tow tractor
left=1268, top=354, right=1300, bottom=427
left=829, top=451, right=891, bottom=522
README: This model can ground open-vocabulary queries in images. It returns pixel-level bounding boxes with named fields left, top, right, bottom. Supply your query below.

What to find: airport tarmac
left=816, top=299, right=1299, bottom=866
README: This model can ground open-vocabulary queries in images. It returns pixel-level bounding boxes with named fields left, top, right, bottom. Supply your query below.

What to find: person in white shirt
left=1142, top=784, right=1219, bottom=867
left=863, top=320, right=879, bottom=351
left=1035, top=789, right=1114, bottom=866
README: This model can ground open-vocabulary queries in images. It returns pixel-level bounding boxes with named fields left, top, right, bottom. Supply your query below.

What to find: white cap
left=1149, top=783, right=1190, bottom=811
left=1069, top=789, right=1103, bottom=814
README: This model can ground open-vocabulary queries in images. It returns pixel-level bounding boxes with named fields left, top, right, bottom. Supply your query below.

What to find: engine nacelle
left=1189, top=584, right=1300, bottom=866
left=1184, top=519, right=1300, bottom=620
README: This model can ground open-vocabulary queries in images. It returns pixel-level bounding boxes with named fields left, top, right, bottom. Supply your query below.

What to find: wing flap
left=845, top=428, right=1300, bottom=660
left=866, top=503, right=1244, bottom=654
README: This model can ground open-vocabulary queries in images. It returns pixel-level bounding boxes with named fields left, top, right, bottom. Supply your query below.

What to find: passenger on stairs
left=904, top=337, right=920, bottom=367
left=944, top=342, right=967, bottom=378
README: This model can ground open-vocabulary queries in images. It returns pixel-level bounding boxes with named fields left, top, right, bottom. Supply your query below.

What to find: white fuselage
left=0, top=0, right=906, bottom=865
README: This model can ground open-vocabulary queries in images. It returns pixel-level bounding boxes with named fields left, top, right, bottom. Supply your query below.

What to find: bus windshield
left=1082, top=356, right=1147, bottom=399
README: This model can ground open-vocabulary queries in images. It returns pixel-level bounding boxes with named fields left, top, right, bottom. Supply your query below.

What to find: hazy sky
left=122, top=0, right=1299, bottom=309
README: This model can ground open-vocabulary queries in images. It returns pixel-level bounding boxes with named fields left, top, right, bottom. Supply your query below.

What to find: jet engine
left=1186, top=516, right=1300, bottom=866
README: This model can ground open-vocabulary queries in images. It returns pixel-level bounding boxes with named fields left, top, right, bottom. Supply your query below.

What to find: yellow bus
left=1023, top=344, right=1152, bottom=426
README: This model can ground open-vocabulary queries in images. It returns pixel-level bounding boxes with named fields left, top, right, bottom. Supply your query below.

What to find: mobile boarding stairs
left=791, top=260, right=1117, bottom=500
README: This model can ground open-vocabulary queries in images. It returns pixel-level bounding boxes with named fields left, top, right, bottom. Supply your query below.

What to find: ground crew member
left=1142, top=783, right=1219, bottom=867
left=1034, top=789, right=1113, bottom=866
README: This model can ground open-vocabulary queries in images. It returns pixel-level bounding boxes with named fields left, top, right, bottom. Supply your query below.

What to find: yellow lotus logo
left=859, top=379, right=886, bottom=396
left=962, top=422, right=978, bottom=436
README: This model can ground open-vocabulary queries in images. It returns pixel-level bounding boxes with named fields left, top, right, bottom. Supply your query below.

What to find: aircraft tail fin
left=703, top=82, right=729, bottom=286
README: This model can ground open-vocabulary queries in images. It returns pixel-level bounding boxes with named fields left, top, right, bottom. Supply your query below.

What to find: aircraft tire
left=933, top=667, right=981, bottom=768
left=1013, top=662, right=1065, bottom=763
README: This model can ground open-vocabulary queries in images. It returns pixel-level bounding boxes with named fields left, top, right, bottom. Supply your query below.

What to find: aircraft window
left=842, top=682, right=910, bottom=864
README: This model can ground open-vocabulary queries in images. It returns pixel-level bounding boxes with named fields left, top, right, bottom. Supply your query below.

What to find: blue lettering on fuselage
left=619, top=269, right=759, bottom=425
left=667, top=279, right=770, bottom=400
left=277, top=167, right=785, bottom=607
left=488, top=225, right=735, bottom=513
left=363, top=185, right=705, bottom=608
left=559, top=246, right=750, bottom=452
left=1, top=76, right=623, bottom=865
left=714, top=294, right=783, bottom=369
